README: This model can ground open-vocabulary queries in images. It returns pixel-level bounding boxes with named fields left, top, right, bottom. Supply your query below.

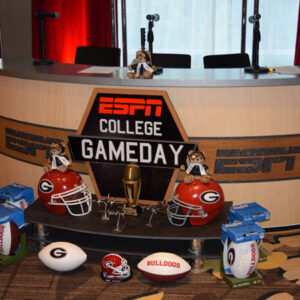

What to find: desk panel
left=1, top=58, right=300, bottom=227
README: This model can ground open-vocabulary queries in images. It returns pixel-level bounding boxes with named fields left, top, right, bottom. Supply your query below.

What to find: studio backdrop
left=32, top=0, right=300, bottom=67
left=32, top=0, right=115, bottom=64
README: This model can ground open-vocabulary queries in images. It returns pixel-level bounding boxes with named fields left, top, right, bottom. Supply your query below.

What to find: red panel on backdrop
left=294, top=3, right=300, bottom=65
left=32, top=0, right=113, bottom=63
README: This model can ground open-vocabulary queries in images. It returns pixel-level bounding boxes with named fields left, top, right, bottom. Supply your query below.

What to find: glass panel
left=118, top=0, right=299, bottom=68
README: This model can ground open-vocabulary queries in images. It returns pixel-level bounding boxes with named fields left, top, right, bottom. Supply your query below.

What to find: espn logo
left=98, top=97, right=163, bottom=117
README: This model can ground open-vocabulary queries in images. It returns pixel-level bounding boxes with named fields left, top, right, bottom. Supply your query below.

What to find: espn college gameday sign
left=68, top=89, right=197, bottom=203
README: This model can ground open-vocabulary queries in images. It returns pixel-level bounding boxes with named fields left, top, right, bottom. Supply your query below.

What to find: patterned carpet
left=0, top=228, right=300, bottom=300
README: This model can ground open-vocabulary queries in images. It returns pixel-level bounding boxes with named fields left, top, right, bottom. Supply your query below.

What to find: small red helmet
left=101, top=253, right=131, bottom=282
left=38, top=169, right=92, bottom=216
left=167, top=178, right=224, bottom=226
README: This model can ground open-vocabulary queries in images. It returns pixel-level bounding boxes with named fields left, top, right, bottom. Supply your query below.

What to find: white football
left=38, top=241, right=87, bottom=272
left=226, top=240, right=259, bottom=279
left=0, top=221, right=21, bottom=256
left=137, top=252, right=191, bottom=282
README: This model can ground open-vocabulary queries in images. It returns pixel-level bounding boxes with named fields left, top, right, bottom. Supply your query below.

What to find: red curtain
left=294, top=3, right=300, bottom=65
left=32, top=0, right=114, bottom=64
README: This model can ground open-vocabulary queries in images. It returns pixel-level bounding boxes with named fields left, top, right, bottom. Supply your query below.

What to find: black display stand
left=245, top=0, right=269, bottom=74
left=25, top=199, right=231, bottom=269
left=146, top=14, right=163, bottom=75
left=33, top=12, right=58, bottom=65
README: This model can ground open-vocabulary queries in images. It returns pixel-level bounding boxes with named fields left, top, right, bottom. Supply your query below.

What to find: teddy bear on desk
left=127, top=50, right=156, bottom=79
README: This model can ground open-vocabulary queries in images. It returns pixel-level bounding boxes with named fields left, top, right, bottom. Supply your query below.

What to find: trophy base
left=125, top=205, right=142, bottom=216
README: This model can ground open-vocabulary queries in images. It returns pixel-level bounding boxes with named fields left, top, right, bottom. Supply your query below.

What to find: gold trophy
left=122, top=163, right=142, bottom=216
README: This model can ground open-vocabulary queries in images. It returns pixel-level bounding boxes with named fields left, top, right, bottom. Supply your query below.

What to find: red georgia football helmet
left=38, top=169, right=92, bottom=216
left=167, top=178, right=224, bottom=226
left=101, top=253, right=131, bottom=282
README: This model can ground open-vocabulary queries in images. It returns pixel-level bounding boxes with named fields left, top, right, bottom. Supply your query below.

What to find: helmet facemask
left=51, top=183, right=92, bottom=216
left=167, top=194, right=208, bottom=226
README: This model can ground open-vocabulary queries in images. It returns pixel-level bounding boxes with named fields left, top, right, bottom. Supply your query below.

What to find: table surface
left=24, top=199, right=232, bottom=240
left=1, top=57, right=300, bottom=87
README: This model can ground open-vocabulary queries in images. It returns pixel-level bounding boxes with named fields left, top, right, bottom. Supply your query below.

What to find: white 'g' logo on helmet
left=39, top=179, right=54, bottom=193
left=200, top=190, right=220, bottom=204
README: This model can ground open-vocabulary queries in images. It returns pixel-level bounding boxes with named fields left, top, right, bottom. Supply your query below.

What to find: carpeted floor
left=0, top=229, right=300, bottom=300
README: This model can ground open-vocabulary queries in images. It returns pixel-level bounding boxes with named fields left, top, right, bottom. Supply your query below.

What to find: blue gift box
left=0, top=202, right=25, bottom=229
left=221, top=221, right=265, bottom=244
left=0, top=183, right=34, bottom=211
left=229, top=202, right=270, bottom=224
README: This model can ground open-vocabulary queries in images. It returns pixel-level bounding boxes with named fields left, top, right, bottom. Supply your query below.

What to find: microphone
left=35, top=12, right=60, bottom=19
left=248, top=14, right=260, bottom=23
left=146, top=14, right=160, bottom=22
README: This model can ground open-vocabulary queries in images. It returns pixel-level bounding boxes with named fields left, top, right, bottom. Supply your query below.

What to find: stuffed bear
left=183, top=150, right=211, bottom=184
left=127, top=51, right=156, bottom=79
left=43, top=142, right=71, bottom=173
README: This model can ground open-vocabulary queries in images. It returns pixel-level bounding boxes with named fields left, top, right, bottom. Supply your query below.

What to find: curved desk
left=1, top=57, right=300, bottom=227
